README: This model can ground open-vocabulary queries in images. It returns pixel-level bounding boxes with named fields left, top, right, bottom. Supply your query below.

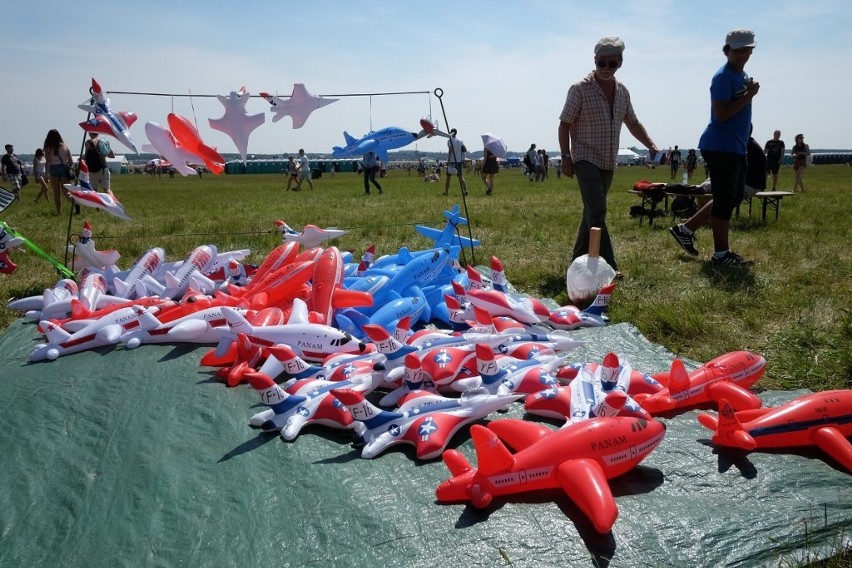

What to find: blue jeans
left=572, top=160, right=616, bottom=270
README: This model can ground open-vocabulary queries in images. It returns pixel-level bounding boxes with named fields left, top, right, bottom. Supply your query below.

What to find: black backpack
left=85, top=141, right=107, bottom=173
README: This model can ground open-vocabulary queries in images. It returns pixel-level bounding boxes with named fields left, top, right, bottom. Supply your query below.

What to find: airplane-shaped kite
left=260, top=83, right=339, bottom=129
left=78, top=78, right=139, bottom=153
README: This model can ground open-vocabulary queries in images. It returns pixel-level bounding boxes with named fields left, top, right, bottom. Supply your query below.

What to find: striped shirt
left=559, top=72, right=639, bottom=170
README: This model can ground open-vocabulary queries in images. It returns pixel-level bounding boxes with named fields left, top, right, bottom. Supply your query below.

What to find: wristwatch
left=561, top=153, right=571, bottom=159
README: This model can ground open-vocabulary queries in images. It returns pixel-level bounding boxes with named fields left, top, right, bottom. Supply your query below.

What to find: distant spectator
left=763, top=130, right=785, bottom=190
left=1, top=143, right=23, bottom=198
left=669, top=145, right=682, bottom=180
left=85, top=132, right=115, bottom=190
left=481, top=147, right=498, bottom=195
left=297, top=149, right=314, bottom=190
left=32, top=148, right=50, bottom=204
left=685, top=149, right=698, bottom=182
left=791, top=133, right=810, bottom=192
left=285, top=156, right=299, bottom=191
left=443, top=128, right=467, bottom=196
left=43, top=129, right=77, bottom=216
left=362, top=151, right=383, bottom=194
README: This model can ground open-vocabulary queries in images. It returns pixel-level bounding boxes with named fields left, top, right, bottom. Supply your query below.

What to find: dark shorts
left=702, top=150, right=746, bottom=221
left=49, top=164, right=69, bottom=179
left=766, top=158, right=781, bottom=175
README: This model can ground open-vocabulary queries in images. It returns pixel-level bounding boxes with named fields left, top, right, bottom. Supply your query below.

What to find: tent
left=106, top=155, right=129, bottom=174
left=617, top=148, right=641, bottom=165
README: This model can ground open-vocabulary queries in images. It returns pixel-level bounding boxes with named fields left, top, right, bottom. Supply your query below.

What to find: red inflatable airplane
left=634, top=351, right=766, bottom=414
left=697, top=390, right=852, bottom=474
left=436, top=416, right=666, bottom=533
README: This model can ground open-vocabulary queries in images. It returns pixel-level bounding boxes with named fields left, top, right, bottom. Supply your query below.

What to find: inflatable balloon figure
left=64, top=160, right=131, bottom=220
left=260, top=84, right=339, bottom=128
left=0, top=223, right=26, bottom=274
left=208, top=86, right=265, bottom=163
left=167, top=113, right=225, bottom=175
left=78, top=78, right=139, bottom=153
left=143, top=122, right=202, bottom=177
left=436, top=416, right=666, bottom=533
left=698, top=390, right=852, bottom=474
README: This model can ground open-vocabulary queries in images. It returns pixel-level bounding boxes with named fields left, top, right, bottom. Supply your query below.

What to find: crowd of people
left=1, top=32, right=818, bottom=280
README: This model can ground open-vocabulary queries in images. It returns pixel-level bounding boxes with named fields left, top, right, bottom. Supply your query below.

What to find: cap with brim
left=726, top=29, right=756, bottom=50
left=594, top=37, right=624, bottom=57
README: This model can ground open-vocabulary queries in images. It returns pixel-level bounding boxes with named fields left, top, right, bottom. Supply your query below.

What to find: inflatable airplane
left=436, top=416, right=666, bottom=533
left=167, top=113, right=225, bottom=175
left=142, top=122, right=202, bottom=177
left=331, top=386, right=521, bottom=460
left=331, top=119, right=439, bottom=166
left=260, top=83, right=339, bottom=129
left=415, top=205, right=481, bottom=249
left=698, top=390, right=852, bottom=474
left=634, top=352, right=767, bottom=414
left=214, top=298, right=368, bottom=363
left=246, top=360, right=384, bottom=440
left=208, top=86, right=265, bottom=163
left=78, top=78, right=139, bottom=153
left=274, top=220, right=348, bottom=249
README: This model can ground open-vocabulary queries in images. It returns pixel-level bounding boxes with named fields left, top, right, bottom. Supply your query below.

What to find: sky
left=3, top=0, right=850, bottom=160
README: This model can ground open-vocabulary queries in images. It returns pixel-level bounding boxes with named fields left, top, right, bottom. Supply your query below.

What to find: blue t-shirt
left=698, top=63, right=751, bottom=155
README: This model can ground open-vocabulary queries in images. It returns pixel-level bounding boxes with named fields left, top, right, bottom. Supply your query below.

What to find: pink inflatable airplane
left=208, top=86, right=265, bottom=163
left=260, top=84, right=339, bottom=129
left=436, top=416, right=666, bottom=533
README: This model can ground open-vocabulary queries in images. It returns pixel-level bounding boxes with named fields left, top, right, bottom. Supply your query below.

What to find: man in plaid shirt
left=558, top=36, right=660, bottom=274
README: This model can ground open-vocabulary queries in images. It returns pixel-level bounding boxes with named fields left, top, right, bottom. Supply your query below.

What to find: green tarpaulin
left=0, top=319, right=848, bottom=567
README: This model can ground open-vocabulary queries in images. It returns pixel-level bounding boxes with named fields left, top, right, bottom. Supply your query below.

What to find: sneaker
left=711, top=251, right=753, bottom=266
left=669, top=225, right=699, bottom=256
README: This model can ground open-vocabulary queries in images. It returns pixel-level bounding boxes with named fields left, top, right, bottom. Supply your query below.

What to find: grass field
left=1, top=163, right=850, bottom=565
left=1, top=162, right=850, bottom=393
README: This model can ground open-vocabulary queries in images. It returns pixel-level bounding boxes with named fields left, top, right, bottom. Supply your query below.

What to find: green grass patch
left=2, top=164, right=850, bottom=394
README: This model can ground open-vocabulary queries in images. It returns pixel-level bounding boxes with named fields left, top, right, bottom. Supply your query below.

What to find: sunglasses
left=596, top=60, right=620, bottom=69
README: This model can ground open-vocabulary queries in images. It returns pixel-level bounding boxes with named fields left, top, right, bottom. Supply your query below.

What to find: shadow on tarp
left=0, top=319, right=849, bottom=568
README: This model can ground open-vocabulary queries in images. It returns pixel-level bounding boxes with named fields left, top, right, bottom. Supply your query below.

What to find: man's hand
left=561, top=158, right=574, bottom=179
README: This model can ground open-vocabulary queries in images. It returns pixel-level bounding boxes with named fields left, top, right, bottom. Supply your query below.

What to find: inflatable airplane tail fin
left=331, top=387, right=404, bottom=433
left=702, top=398, right=756, bottom=450
left=582, top=283, right=616, bottom=317
left=667, top=359, right=690, bottom=394
left=362, top=323, right=417, bottom=362
left=134, top=306, right=162, bottom=331
left=475, top=343, right=506, bottom=386
left=39, top=321, right=72, bottom=344
left=471, top=423, right=516, bottom=477
left=442, top=449, right=474, bottom=477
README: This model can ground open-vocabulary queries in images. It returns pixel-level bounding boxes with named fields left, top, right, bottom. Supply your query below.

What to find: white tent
left=106, top=155, right=129, bottom=174
left=617, top=148, right=641, bottom=165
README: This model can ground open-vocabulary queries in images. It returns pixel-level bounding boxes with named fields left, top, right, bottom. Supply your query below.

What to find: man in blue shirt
left=669, top=29, right=759, bottom=265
